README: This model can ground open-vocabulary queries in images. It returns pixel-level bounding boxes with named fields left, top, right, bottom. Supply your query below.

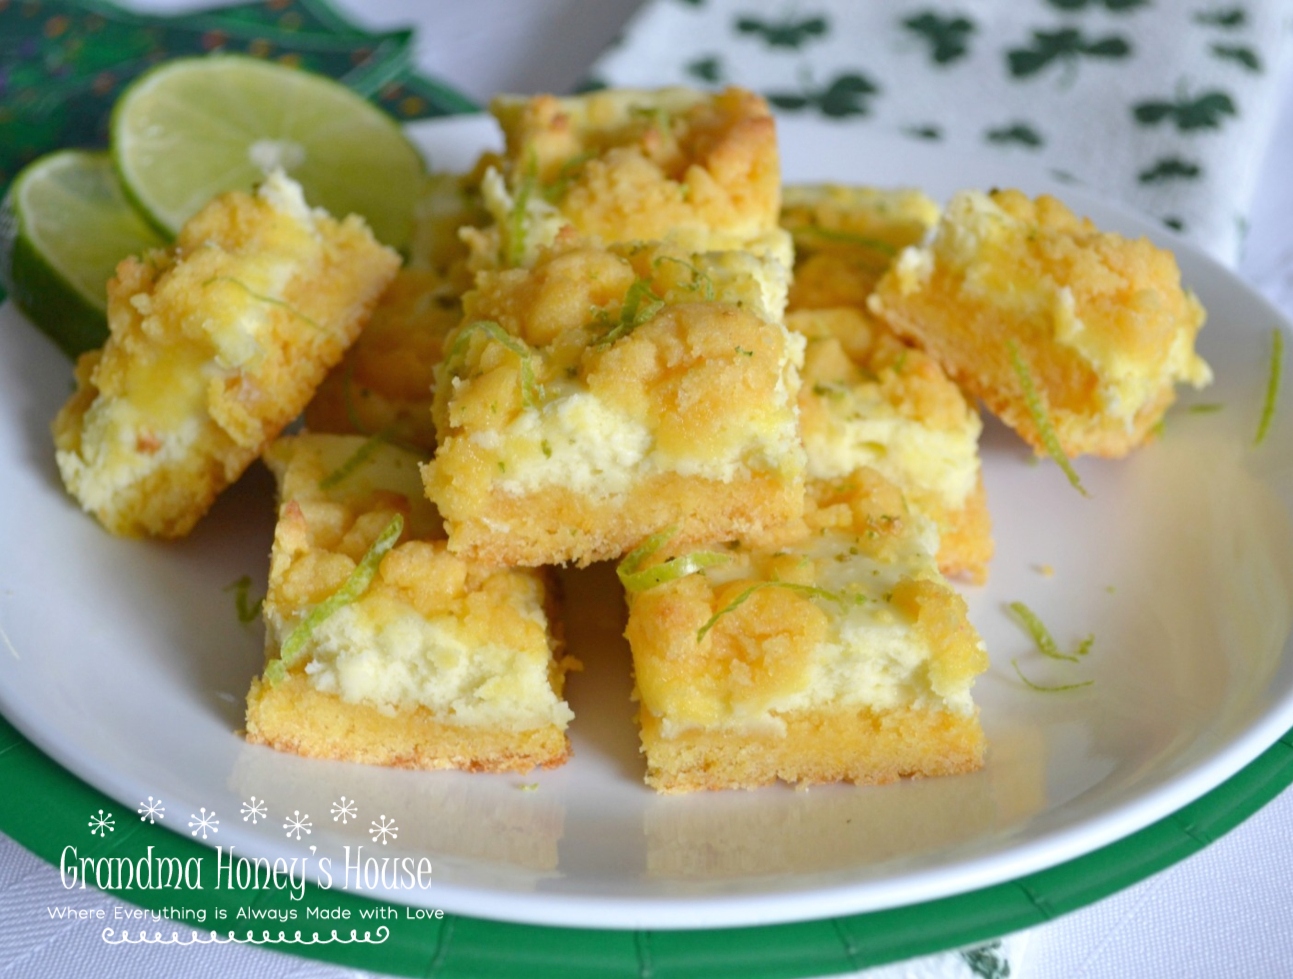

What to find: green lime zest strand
left=318, top=427, right=395, bottom=490
left=271, top=513, right=404, bottom=681
left=597, top=278, right=665, bottom=347
left=651, top=255, right=716, bottom=301
left=447, top=320, right=543, bottom=409
left=616, top=527, right=729, bottom=594
left=224, top=575, right=263, bottom=625
left=617, top=526, right=728, bottom=592
left=202, top=276, right=321, bottom=330
left=1007, top=340, right=1088, bottom=496
left=1008, top=601, right=1092, bottom=662
left=697, top=581, right=864, bottom=643
left=1255, top=327, right=1283, bottom=446
left=543, top=151, right=595, bottom=203
left=1011, top=658, right=1094, bottom=692
left=505, top=160, right=537, bottom=268
left=798, top=226, right=897, bottom=257
left=1188, top=403, right=1223, bottom=414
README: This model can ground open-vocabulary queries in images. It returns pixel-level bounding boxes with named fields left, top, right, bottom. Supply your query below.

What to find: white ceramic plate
left=2, top=116, right=1292, bottom=932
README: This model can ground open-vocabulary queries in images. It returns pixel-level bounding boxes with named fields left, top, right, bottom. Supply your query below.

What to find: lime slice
left=111, top=55, right=426, bottom=249
left=0, top=150, right=165, bottom=358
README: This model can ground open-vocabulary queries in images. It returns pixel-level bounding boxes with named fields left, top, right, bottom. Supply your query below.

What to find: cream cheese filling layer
left=286, top=590, right=572, bottom=732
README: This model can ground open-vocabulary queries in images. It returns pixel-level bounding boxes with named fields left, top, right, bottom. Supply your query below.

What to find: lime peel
left=1255, top=327, right=1283, bottom=446
left=1008, top=601, right=1092, bottom=662
left=616, top=526, right=729, bottom=593
left=224, top=575, right=263, bottom=625
left=318, top=429, right=395, bottom=490
left=1007, top=339, right=1088, bottom=496
left=271, top=513, right=403, bottom=682
left=597, top=278, right=666, bottom=347
left=697, top=581, right=864, bottom=643
left=1011, top=658, right=1094, bottom=692
left=446, top=320, right=543, bottom=409
left=203, top=276, right=321, bottom=330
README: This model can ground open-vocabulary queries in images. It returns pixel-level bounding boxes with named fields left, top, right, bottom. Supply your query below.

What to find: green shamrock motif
left=986, top=122, right=1045, bottom=147
left=901, top=11, right=977, bottom=65
left=1194, top=7, right=1247, bottom=28
left=903, top=123, right=943, bottom=141
left=767, top=73, right=880, bottom=118
left=1138, top=157, right=1203, bottom=184
left=1133, top=88, right=1237, bottom=132
left=1007, top=28, right=1132, bottom=79
left=960, top=941, right=1010, bottom=979
left=735, top=13, right=829, bottom=49
left=1211, top=43, right=1262, bottom=72
left=686, top=55, right=723, bottom=83
left=1046, top=0, right=1149, bottom=10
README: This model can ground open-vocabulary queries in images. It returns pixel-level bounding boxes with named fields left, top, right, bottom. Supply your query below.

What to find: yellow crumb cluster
left=52, top=172, right=398, bottom=537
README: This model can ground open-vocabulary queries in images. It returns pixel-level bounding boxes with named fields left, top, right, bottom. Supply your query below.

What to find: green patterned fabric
left=0, top=0, right=477, bottom=195
left=591, top=0, right=1293, bottom=265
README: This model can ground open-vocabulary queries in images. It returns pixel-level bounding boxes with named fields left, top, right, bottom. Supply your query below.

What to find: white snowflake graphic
left=240, top=796, right=268, bottom=825
left=136, top=797, right=165, bottom=824
left=330, top=796, right=358, bottom=825
left=283, top=810, right=313, bottom=841
left=188, top=807, right=219, bottom=840
left=369, top=814, right=398, bottom=845
left=88, top=809, right=115, bottom=838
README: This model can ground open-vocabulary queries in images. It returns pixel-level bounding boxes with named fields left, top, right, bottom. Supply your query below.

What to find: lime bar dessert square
left=623, top=467, right=988, bottom=793
left=52, top=172, right=399, bottom=538
left=422, top=239, right=806, bottom=567
left=780, top=183, right=941, bottom=311
left=868, top=189, right=1212, bottom=458
left=245, top=434, right=576, bottom=773
left=305, top=172, right=490, bottom=454
left=474, top=87, right=784, bottom=267
left=790, top=306, right=992, bottom=583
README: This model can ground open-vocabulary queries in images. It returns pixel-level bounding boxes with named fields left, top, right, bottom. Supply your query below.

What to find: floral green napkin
left=590, top=0, right=1293, bottom=265
left=0, top=0, right=476, bottom=195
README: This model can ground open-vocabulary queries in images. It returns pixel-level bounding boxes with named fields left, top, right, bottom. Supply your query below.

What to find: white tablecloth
left=3, top=2, right=1292, bottom=977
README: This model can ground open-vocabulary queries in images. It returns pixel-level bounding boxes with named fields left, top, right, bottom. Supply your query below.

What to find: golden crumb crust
left=638, top=704, right=984, bottom=793
left=52, top=175, right=398, bottom=537
left=869, top=189, right=1211, bottom=458
left=246, top=673, right=570, bottom=773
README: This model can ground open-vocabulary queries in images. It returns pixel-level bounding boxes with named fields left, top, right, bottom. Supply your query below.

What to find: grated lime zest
left=1007, top=339, right=1087, bottom=496
left=1011, top=658, right=1093, bottom=692
left=1255, top=327, right=1283, bottom=446
left=446, top=320, right=543, bottom=409
left=224, top=575, right=263, bottom=624
left=697, top=580, right=863, bottom=643
left=272, top=513, right=403, bottom=681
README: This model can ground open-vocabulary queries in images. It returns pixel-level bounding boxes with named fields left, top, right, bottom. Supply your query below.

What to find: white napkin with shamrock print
left=590, top=0, right=1293, bottom=266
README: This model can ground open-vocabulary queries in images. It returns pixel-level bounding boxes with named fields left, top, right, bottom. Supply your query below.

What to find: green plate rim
left=2, top=710, right=1290, bottom=978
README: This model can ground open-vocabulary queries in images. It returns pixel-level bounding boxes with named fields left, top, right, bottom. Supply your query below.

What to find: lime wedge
left=0, top=150, right=165, bottom=358
left=111, top=55, right=426, bottom=249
